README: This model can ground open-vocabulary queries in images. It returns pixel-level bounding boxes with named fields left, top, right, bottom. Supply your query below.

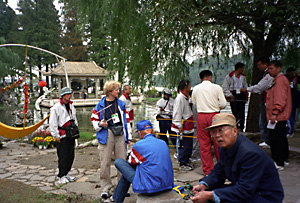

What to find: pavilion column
left=86, top=78, right=88, bottom=98
left=95, top=78, right=99, bottom=99
left=51, top=77, right=54, bottom=88
left=68, top=77, right=71, bottom=89
left=58, top=77, right=61, bottom=96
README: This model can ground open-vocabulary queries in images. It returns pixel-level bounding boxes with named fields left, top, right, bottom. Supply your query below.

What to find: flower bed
left=31, top=130, right=56, bottom=149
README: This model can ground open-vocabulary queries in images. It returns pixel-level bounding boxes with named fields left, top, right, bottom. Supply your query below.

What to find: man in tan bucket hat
left=190, top=113, right=283, bottom=203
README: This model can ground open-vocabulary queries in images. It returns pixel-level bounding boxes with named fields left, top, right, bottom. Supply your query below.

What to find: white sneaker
left=284, top=161, right=289, bottom=166
left=58, top=176, right=69, bottom=184
left=65, top=174, right=77, bottom=182
left=287, top=133, right=294, bottom=138
left=258, top=142, right=269, bottom=148
left=189, top=157, right=201, bottom=162
left=274, top=162, right=284, bottom=171
left=173, top=153, right=178, bottom=159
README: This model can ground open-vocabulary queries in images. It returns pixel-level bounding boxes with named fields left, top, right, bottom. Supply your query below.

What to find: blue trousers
left=176, top=133, right=193, bottom=165
left=259, top=99, right=269, bottom=144
left=112, top=158, right=135, bottom=203
left=287, top=104, right=296, bottom=135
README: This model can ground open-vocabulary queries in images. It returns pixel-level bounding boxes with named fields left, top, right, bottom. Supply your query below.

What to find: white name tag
left=112, top=113, right=120, bottom=123
left=236, top=89, right=240, bottom=94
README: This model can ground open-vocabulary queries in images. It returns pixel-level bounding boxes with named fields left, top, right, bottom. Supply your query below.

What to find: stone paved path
left=1, top=135, right=300, bottom=203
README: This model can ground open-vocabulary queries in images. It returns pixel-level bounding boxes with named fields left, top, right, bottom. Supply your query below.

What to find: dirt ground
left=20, top=145, right=101, bottom=170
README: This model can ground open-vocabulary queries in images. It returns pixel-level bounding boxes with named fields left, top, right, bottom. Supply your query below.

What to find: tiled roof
left=44, top=61, right=108, bottom=77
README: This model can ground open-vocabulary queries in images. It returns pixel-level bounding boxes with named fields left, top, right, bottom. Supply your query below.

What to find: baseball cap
left=164, top=88, right=172, bottom=97
left=205, top=113, right=236, bottom=130
left=60, top=87, right=72, bottom=97
left=136, top=120, right=153, bottom=131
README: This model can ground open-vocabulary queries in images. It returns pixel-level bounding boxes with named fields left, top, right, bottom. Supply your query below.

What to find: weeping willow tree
left=68, top=0, right=300, bottom=131
left=67, top=0, right=154, bottom=89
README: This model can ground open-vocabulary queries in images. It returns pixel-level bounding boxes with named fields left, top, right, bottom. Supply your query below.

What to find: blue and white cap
left=136, top=120, right=153, bottom=131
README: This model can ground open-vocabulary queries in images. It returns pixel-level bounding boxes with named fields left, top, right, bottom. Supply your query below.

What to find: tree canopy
left=70, top=0, right=300, bottom=131
left=59, top=0, right=87, bottom=61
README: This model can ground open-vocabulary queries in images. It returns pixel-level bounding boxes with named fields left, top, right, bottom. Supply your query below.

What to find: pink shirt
left=266, top=73, right=292, bottom=121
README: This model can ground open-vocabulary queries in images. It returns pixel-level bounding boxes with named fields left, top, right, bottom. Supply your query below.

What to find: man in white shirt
left=119, top=83, right=134, bottom=127
left=222, top=62, right=248, bottom=131
left=172, top=80, right=194, bottom=171
left=156, top=88, right=176, bottom=146
left=192, top=70, right=227, bottom=175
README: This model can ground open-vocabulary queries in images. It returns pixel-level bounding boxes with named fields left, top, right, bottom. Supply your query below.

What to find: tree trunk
left=38, top=56, right=43, bottom=96
left=245, top=40, right=265, bottom=132
left=46, top=64, right=49, bottom=88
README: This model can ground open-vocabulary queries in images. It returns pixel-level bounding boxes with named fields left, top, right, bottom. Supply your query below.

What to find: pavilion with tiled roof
left=44, top=61, right=109, bottom=99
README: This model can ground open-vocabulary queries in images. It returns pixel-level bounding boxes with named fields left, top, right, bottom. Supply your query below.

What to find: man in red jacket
left=266, top=60, right=292, bottom=170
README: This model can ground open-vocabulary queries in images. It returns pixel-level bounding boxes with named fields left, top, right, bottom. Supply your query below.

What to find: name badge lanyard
left=106, top=100, right=120, bottom=124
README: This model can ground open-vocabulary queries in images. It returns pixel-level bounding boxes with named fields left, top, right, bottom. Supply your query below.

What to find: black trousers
left=57, top=137, right=75, bottom=178
left=158, top=119, right=177, bottom=146
left=230, top=91, right=246, bottom=130
left=269, top=121, right=289, bottom=167
left=230, top=101, right=246, bottom=130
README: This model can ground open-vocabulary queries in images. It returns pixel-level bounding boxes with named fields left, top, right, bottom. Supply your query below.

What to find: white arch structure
left=0, top=43, right=69, bottom=86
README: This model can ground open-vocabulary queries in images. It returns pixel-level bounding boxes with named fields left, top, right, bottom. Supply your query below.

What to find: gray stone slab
left=0, top=163, right=9, bottom=169
left=86, top=174, right=99, bottom=183
left=8, top=173, right=24, bottom=179
left=176, top=172, right=203, bottom=183
left=6, top=166, right=21, bottom=171
left=30, top=175, right=44, bottom=181
left=60, top=182, right=102, bottom=200
left=28, top=165, right=41, bottom=169
left=12, top=170, right=27, bottom=174
left=0, top=173, right=12, bottom=178
left=39, top=186, right=54, bottom=191
left=136, top=190, right=184, bottom=203
left=26, top=169, right=39, bottom=174
left=68, top=170, right=79, bottom=175
left=46, top=176, right=56, bottom=183
left=19, top=174, right=33, bottom=179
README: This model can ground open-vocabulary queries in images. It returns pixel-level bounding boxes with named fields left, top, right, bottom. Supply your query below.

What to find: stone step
left=136, top=190, right=185, bottom=203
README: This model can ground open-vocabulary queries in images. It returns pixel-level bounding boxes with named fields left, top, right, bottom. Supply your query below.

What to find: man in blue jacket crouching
left=111, top=120, right=174, bottom=203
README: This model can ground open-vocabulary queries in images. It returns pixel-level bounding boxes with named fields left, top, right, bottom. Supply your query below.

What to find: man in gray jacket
left=241, top=57, right=273, bottom=147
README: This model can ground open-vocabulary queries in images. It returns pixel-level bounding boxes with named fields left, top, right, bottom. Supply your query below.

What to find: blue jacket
left=91, top=96, right=130, bottom=144
left=201, top=134, right=284, bottom=203
left=128, top=134, right=174, bottom=193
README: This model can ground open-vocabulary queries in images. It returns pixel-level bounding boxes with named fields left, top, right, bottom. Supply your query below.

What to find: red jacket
left=266, top=73, right=292, bottom=121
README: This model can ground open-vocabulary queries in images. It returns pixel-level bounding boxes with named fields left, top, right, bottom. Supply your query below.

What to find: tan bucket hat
left=205, top=113, right=236, bottom=130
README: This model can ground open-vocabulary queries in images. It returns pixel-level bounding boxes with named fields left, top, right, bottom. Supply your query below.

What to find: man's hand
left=192, top=184, right=207, bottom=194
left=99, top=119, right=108, bottom=128
left=190, top=191, right=213, bottom=203
left=240, top=88, right=247, bottom=92
left=229, top=95, right=235, bottom=102
left=270, top=114, right=277, bottom=124
left=178, top=127, right=183, bottom=134
left=56, top=137, right=60, bottom=143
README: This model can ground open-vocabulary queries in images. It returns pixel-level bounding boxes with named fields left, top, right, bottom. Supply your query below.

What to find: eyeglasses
left=211, top=126, right=232, bottom=137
